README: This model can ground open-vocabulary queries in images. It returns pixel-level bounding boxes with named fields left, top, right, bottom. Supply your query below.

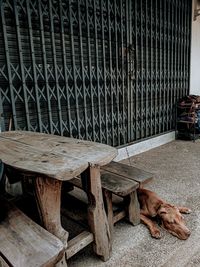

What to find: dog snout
left=180, top=228, right=191, bottom=240
left=185, top=229, right=191, bottom=239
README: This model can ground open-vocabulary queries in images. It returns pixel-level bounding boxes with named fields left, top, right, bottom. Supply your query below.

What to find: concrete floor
left=68, top=139, right=200, bottom=267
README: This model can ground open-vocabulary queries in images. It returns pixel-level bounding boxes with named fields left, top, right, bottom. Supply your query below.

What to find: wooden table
left=0, top=131, right=117, bottom=262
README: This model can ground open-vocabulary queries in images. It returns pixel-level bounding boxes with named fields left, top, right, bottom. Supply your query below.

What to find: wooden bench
left=67, top=161, right=154, bottom=240
left=0, top=201, right=66, bottom=267
left=101, top=161, right=154, bottom=186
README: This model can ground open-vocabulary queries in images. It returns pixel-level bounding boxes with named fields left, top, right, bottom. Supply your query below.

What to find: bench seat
left=101, top=161, right=154, bottom=186
left=0, top=202, right=65, bottom=267
left=66, top=161, right=154, bottom=241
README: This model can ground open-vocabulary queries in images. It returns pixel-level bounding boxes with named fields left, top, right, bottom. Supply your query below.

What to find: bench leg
left=81, top=164, right=112, bottom=261
left=124, top=191, right=140, bottom=226
left=34, top=176, right=69, bottom=247
left=103, top=189, right=113, bottom=242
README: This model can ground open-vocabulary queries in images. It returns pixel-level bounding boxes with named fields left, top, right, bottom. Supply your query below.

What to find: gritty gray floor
left=67, top=139, right=200, bottom=267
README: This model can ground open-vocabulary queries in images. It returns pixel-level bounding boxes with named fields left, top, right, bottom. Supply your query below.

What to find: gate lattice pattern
left=0, top=0, right=191, bottom=146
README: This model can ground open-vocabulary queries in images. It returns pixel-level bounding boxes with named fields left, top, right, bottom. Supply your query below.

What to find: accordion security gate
left=0, top=0, right=191, bottom=147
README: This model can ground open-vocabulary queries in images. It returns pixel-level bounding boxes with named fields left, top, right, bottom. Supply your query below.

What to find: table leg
left=34, top=176, right=69, bottom=248
left=81, top=164, right=112, bottom=261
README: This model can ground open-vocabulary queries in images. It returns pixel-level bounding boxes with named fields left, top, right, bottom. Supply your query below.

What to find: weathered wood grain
left=34, top=176, right=69, bottom=247
left=113, top=210, right=126, bottom=224
left=0, top=131, right=117, bottom=262
left=0, top=131, right=117, bottom=181
left=103, top=189, right=113, bottom=242
left=0, top=139, right=83, bottom=180
left=124, top=191, right=140, bottom=225
left=101, top=171, right=139, bottom=196
left=81, top=165, right=112, bottom=261
left=68, top=165, right=148, bottom=242
left=0, top=204, right=64, bottom=267
left=102, top=161, right=154, bottom=185
left=66, top=231, right=94, bottom=259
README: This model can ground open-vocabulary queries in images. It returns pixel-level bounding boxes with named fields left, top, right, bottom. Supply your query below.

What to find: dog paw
left=178, top=207, right=192, bottom=214
left=184, top=208, right=192, bottom=214
left=151, top=229, right=161, bottom=239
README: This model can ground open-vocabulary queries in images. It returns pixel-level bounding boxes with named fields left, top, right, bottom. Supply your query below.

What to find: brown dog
left=137, top=188, right=191, bottom=240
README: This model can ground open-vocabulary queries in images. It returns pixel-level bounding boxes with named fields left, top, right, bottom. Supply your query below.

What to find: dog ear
left=149, top=203, right=165, bottom=217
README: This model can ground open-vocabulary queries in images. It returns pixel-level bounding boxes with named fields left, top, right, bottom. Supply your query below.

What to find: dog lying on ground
left=137, top=188, right=191, bottom=240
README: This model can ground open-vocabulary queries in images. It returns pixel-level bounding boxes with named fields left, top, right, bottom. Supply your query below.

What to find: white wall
left=190, top=0, right=200, bottom=95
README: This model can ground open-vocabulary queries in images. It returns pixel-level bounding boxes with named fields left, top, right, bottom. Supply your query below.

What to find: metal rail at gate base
left=0, top=0, right=191, bottom=147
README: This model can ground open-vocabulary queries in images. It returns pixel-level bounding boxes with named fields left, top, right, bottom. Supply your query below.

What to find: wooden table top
left=0, top=131, right=117, bottom=181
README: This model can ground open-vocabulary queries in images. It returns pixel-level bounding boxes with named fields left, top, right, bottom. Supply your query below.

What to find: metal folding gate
left=0, top=0, right=191, bottom=146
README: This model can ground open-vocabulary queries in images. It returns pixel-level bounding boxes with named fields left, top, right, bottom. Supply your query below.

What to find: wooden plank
left=113, top=210, right=126, bottom=224
left=124, top=191, right=140, bottom=225
left=0, top=204, right=64, bottom=267
left=34, top=176, right=69, bottom=247
left=81, top=165, right=112, bottom=261
left=102, top=161, right=154, bottom=185
left=66, top=231, right=94, bottom=259
left=69, top=174, right=139, bottom=197
left=0, top=139, right=88, bottom=181
left=0, top=131, right=117, bottom=167
left=0, top=131, right=117, bottom=181
left=102, top=189, right=113, bottom=241
left=101, top=171, right=139, bottom=196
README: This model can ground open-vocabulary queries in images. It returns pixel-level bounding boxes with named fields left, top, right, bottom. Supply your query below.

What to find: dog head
left=157, top=203, right=191, bottom=240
